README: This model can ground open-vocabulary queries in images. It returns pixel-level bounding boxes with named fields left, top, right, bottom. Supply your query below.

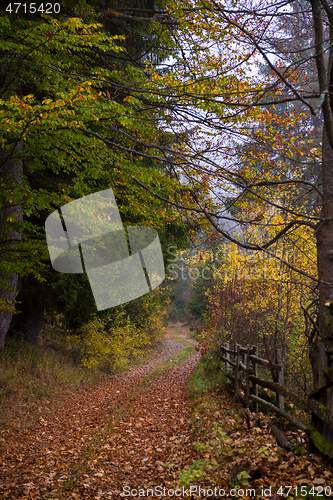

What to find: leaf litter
left=0, top=325, right=333, bottom=499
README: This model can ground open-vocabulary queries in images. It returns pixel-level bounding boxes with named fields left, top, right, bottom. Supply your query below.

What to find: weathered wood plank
left=249, top=354, right=280, bottom=371
left=249, top=395, right=308, bottom=433
left=269, top=423, right=294, bottom=451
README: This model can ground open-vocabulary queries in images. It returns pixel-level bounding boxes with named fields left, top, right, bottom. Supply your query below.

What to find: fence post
left=277, top=348, right=284, bottom=410
left=218, top=340, right=222, bottom=368
left=252, top=346, right=258, bottom=412
left=234, top=344, right=240, bottom=398
left=225, top=342, right=230, bottom=372
left=245, top=347, right=251, bottom=408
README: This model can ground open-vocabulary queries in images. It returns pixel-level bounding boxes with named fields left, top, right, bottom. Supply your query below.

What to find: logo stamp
left=45, top=189, right=165, bottom=310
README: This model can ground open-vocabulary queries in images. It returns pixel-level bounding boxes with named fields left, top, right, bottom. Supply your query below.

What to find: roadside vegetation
left=182, top=350, right=333, bottom=497
left=187, top=240, right=314, bottom=401
left=0, top=300, right=168, bottom=431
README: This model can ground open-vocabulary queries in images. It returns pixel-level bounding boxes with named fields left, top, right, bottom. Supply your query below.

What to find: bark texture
left=312, top=129, right=333, bottom=443
left=308, top=0, right=333, bottom=446
left=0, top=146, right=23, bottom=353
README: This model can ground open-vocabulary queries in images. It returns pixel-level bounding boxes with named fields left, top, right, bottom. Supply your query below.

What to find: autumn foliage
left=191, top=220, right=317, bottom=397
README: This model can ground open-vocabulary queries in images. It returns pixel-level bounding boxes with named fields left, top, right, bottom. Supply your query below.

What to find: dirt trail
left=0, top=324, right=200, bottom=499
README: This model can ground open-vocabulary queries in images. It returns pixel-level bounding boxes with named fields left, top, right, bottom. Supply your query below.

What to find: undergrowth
left=182, top=350, right=333, bottom=498
left=0, top=312, right=166, bottom=429
left=180, top=352, right=255, bottom=490
left=0, top=335, right=95, bottom=430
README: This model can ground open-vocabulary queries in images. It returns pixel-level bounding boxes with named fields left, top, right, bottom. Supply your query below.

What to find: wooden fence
left=218, top=342, right=333, bottom=456
left=214, top=343, right=333, bottom=459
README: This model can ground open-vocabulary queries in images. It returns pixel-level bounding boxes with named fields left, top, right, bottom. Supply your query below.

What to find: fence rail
left=220, top=343, right=285, bottom=411
left=218, top=342, right=333, bottom=458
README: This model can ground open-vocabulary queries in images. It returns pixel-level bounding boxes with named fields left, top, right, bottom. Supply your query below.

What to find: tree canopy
left=0, top=0, right=196, bottom=344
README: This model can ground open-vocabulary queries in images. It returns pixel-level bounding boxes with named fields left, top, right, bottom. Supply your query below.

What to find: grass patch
left=147, top=345, right=194, bottom=382
left=174, top=353, right=231, bottom=488
left=188, top=352, right=226, bottom=398
left=186, top=352, right=226, bottom=441
left=142, top=330, right=195, bottom=384
left=0, top=336, right=98, bottom=430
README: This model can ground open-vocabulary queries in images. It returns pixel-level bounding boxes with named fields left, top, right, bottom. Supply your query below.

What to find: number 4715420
left=277, top=485, right=332, bottom=498
left=5, top=3, right=60, bottom=13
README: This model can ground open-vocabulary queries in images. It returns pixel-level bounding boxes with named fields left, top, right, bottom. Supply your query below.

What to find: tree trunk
left=308, top=0, right=333, bottom=447
left=0, top=145, right=23, bottom=353
left=311, top=128, right=333, bottom=444
left=8, top=276, right=45, bottom=346
left=0, top=274, right=19, bottom=352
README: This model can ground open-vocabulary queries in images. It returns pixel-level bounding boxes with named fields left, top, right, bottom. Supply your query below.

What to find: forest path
left=0, top=323, right=200, bottom=499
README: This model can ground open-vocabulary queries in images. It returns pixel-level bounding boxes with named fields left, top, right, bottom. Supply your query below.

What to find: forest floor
left=1, top=324, right=333, bottom=500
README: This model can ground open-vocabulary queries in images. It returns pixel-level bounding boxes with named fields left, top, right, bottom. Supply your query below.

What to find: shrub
left=67, top=314, right=163, bottom=371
